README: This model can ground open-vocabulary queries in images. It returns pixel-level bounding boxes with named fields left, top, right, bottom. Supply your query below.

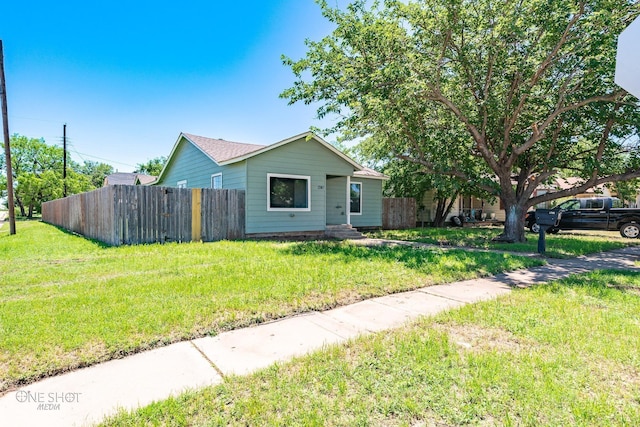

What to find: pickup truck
left=525, top=197, right=640, bottom=238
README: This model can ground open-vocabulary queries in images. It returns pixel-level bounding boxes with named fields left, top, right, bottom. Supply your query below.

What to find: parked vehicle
left=525, top=197, right=640, bottom=238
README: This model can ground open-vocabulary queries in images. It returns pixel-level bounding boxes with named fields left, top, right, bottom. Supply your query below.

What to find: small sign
left=616, top=17, right=640, bottom=98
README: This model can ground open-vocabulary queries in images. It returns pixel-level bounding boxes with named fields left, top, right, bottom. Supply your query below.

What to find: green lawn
left=0, top=221, right=542, bottom=392
left=367, top=227, right=638, bottom=258
left=101, top=270, right=640, bottom=426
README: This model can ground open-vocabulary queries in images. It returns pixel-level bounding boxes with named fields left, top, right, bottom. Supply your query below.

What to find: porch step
left=325, top=224, right=366, bottom=240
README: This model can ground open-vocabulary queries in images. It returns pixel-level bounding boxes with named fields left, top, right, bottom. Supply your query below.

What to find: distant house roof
left=354, top=167, right=387, bottom=179
left=157, top=131, right=388, bottom=182
left=104, top=173, right=157, bottom=186
left=136, top=175, right=157, bottom=185
left=532, top=177, right=612, bottom=197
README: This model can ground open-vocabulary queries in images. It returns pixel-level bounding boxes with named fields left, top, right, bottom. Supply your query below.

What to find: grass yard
left=0, top=221, right=542, bottom=393
left=101, top=270, right=640, bottom=426
left=367, top=227, right=638, bottom=258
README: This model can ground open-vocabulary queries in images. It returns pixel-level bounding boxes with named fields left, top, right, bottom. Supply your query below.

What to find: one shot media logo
left=15, top=390, right=82, bottom=411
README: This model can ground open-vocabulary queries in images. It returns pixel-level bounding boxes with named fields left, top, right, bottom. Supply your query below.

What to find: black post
left=537, top=226, right=547, bottom=254
left=63, top=123, right=67, bottom=198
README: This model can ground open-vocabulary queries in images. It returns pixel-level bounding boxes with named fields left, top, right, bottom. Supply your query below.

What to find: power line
left=66, top=147, right=137, bottom=168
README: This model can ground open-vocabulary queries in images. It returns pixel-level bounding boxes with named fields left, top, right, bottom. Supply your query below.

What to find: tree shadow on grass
left=281, top=241, right=531, bottom=276
left=545, top=269, right=640, bottom=297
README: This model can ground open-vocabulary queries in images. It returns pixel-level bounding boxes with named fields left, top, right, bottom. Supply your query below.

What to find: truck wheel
left=620, top=223, right=640, bottom=239
left=530, top=223, right=540, bottom=233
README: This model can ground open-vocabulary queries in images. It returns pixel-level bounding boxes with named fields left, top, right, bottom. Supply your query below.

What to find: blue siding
left=219, top=163, right=247, bottom=190
left=350, top=178, right=383, bottom=228
left=245, top=137, right=355, bottom=234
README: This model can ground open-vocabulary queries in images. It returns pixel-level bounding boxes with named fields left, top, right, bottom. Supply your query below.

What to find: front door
left=326, top=176, right=347, bottom=225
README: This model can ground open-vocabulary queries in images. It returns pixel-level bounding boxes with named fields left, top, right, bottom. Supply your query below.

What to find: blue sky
left=2, top=1, right=338, bottom=172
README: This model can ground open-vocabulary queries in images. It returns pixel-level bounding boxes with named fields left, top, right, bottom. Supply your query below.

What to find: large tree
left=79, top=160, right=114, bottom=188
left=0, top=134, right=94, bottom=217
left=282, top=0, right=640, bottom=242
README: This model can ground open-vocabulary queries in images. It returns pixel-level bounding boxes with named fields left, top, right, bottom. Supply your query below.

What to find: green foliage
left=0, top=134, right=106, bottom=216
left=78, top=160, right=114, bottom=188
left=134, top=156, right=167, bottom=176
left=609, top=177, right=640, bottom=205
left=282, top=0, right=640, bottom=241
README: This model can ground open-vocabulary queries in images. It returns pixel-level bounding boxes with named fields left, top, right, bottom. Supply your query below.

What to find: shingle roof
left=104, top=173, right=157, bottom=186
left=104, top=173, right=138, bottom=185
left=183, top=133, right=265, bottom=164
left=136, top=175, right=157, bottom=185
left=354, top=167, right=387, bottom=179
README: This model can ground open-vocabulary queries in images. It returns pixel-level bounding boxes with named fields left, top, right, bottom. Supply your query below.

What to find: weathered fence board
left=382, top=197, right=416, bottom=230
left=42, top=185, right=246, bottom=246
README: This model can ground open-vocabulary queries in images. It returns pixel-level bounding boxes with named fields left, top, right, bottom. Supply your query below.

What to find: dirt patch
left=432, top=323, right=536, bottom=354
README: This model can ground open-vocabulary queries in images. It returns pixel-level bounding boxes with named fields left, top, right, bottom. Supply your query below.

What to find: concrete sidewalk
left=1, top=245, right=639, bottom=426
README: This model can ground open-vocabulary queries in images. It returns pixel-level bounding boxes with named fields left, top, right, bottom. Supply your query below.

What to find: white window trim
left=211, top=173, right=223, bottom=189
left=267, top=173, right=311, bottom=212
left=177, top=180, right=187, bottom=188
left=350, top=181, right=363, bottom=216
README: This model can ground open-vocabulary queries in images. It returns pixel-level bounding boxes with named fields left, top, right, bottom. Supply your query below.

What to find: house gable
left=244, top=135, right=359, bottom=234
left=156, top=136, right=230, bottom=189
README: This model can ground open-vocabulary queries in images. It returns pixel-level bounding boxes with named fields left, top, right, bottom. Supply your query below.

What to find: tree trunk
left=15, top=195, right=26, bottom=217
left=493, top=202, right=527, bottom=243
left=432, top=193, right=457, bottom=227
left=433, top=198, right=447, bottom=227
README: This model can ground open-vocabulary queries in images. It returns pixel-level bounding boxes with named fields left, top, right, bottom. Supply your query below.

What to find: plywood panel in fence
left=382, top=198, right=416, bottom=230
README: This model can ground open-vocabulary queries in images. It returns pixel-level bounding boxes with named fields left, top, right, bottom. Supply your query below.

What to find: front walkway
left=1, top=244, right=639, bottom=427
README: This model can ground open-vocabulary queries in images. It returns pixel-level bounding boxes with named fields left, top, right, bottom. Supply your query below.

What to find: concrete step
left=325, top=225, right=365, bottom=240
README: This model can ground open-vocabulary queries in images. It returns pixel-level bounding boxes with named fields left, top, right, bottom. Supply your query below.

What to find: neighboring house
left=154, top=131, right=388, bottom=236
left=417, top=191, right=505, bottom=224
left=104, top=173, right=157, bottom=186
left=418, top=177, right=615, bottom=225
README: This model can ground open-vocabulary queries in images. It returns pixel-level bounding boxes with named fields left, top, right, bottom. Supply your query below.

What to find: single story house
left=154, top=131, right=388, bottom=236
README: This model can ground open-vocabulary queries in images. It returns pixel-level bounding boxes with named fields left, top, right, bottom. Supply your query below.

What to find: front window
left=267, top=174, right=310, bottom=211
left=350, top=182, right=362, bottom=215
left=211, top=173, right=222, bottom=189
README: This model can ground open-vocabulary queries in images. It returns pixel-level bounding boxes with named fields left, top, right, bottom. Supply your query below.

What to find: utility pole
left=0, top=40, right=16, bottom=235
left=63, top=123, right=67, bottom=197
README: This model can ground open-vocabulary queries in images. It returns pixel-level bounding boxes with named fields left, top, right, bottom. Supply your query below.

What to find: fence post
left=191, top=188, right=202, bottom=242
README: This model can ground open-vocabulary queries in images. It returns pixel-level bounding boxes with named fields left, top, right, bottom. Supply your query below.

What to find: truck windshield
left=556, top=200, right=581, bottom=211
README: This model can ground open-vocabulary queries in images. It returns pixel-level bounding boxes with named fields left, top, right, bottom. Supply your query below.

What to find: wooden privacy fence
left=42, top=185, right=245, bottom=246
left=382, top=197, right=416, bottom=230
